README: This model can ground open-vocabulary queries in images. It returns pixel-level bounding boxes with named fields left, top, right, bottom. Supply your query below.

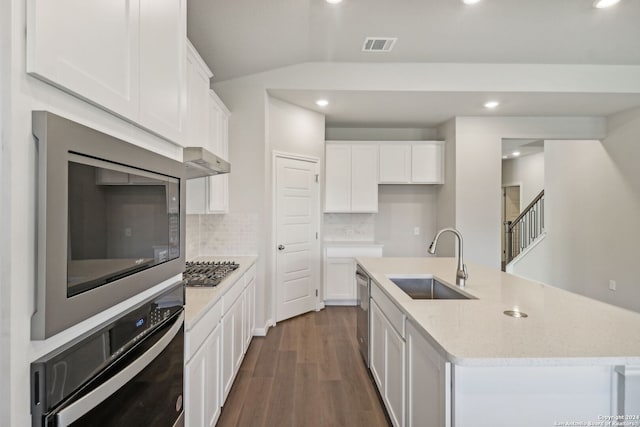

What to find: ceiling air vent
left=362, top=37, right=397, bottom=53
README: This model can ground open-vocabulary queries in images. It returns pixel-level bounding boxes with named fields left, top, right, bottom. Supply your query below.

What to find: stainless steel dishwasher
left=356, top=265, right=370, bottom=367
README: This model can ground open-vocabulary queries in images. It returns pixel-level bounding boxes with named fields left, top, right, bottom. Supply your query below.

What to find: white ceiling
left=188, top=0, right=640, bottom=83
left=502, top=139, right=544, bottom=158
left=269, top=90, right=640, bottom=127
left=187, top=0, right=640, bottom=127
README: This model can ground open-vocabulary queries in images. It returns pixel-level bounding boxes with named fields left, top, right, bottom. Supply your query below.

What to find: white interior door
left=275, top=155, right=320, bottom=322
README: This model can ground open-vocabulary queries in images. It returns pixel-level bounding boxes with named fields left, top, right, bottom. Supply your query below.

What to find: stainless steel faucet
left=428, top=227, right=469, bottom=288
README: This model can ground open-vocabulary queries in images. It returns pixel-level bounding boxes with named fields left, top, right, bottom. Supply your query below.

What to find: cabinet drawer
left=325, top=246, right=383, bottom=258
left=186, top=298, right=222, bottom=361
left=371, top=282, right=405, bottom=339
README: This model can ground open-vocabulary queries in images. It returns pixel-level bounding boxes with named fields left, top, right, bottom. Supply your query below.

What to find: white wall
left=0, top=0, right=11, bottom=418
left=435, top=119, right=457, bottom=256
left=543, top=111, right=640, bottom=311
left=375, top=185, right=438, bottom=256
left=453, top=117, right=607, bottom=269
left=502, top=151, right=545, bottom=208
left=325, top=127, right=437, bottom=141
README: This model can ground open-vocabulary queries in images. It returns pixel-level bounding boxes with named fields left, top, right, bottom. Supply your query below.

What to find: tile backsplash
left=323, top=213, right=375, bottom=241
left=186, top=213, right=259, bottom=259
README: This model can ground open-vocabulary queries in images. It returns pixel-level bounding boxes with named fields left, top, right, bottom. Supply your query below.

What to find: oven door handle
left=55, top=312, right=184, bottom=426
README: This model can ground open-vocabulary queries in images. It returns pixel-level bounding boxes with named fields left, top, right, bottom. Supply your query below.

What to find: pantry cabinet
left=27, top=0, right=187, bottom=144
left=324, top=142, right=378, bottom=213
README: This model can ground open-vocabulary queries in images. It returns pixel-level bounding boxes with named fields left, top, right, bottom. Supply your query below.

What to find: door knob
left=278, top=245, right=285, bottom=251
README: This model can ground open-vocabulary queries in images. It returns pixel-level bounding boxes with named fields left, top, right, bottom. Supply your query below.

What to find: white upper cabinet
left=27, top=0, right=187, bottom=144
left=138, top=0, right=186, bottom=143
left=325, top=144, right=352, bottom=212
left=379, top=141, right=444, bottom=184
left=208, top=90, right=230, bottom=159
left=27, top=0, right=141, bottom=118
left=411, top=142, right=444, bottom=184
left=184, top=49, right=230, bottom=215
left=379, top=144, right=411, bottom=184
left=325, top=142, right=378, bottom=213
left=185, top=42, right=213, bottom=148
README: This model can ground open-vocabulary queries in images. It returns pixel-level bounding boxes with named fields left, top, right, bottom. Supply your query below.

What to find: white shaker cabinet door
left=379, top=144, right=411, bottom=184
left=27, top=0, right=140, bottom=118
left=411, top=142, right=444, bottom=184
left=185, top=323, right=222, bottom=427
left=324, top=258, right=355, bottom=302
left=138, top=0, right=186, bottom=143
left=185, top=43, right=212, bottom=148
left=325, top=144, right=352, bottom=212
left=406, top=320, right=450, bottom=427
left=351, top=144, right=379, bottom=212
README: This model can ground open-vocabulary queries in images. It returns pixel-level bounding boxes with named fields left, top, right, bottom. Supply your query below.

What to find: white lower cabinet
left=221, top=293, right=243, bottom=399
left=323, top=245, right=383, bottom=305
left=370, top=298, right=405, bottom=427
left=243, top=268, right=256, bottom=350
left=185, top=262, right=256, bottom=424
left=406, top=320, right=450, bottom=427
left=185, top=323, right=221, bottom=427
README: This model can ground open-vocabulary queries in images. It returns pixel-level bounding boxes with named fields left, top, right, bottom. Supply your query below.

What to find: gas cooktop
left=183, top=261, right=239, bottom=287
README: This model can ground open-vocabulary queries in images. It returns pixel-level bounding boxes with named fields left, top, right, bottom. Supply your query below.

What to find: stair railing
left=505, top=190, right=545, bottom=265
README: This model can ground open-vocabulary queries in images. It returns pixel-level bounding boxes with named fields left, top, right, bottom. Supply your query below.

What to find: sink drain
left=504, top=310, right=528, bottom=318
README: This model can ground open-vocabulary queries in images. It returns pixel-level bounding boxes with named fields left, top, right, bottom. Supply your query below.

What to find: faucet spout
left=427, top=227, right=469, bottom=288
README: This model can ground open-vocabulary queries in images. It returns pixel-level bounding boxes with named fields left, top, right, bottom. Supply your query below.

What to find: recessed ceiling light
left=484, top=100, right=500, bottom=109
left=512, top=151, right=521, bottom=157
left=462, top=0, right=482, bottom=4
left=593, top=0, right=621, bottom=8
left=316, top=99, right=329, bottom=107
left=502, top=155, right=508, bottom=159
left=326, top=0, right=343, bottom=4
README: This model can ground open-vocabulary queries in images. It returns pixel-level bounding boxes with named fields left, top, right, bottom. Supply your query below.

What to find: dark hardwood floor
left=216, top=307, right=391, bottom=427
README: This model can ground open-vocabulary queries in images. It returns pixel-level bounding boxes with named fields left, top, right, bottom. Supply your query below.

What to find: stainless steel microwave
left=32, top=111, right=186, bottom=340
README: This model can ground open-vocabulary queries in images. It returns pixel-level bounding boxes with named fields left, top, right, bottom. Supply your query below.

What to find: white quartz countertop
left=184, top=256, right=257, bottom=330
left=356, top=257, right=640, bottom=367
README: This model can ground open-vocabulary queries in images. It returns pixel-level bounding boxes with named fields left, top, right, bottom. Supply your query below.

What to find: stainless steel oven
left=32, top=111, right=186, bottom=339
left=31, top=283, right=185, bottom=427
left=356, top=265, right=370, bottom=367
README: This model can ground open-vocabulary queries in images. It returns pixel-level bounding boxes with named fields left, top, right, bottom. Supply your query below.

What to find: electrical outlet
left=609, top=280, right=616, bottom=291
left=413, top=226, right=420, bottom=236
left=124, top=227, right=132, bottom=237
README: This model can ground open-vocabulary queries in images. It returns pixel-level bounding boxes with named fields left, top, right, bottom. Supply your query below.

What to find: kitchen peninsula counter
left=356, top=257, right=640, bottom=367
left=184, top=256, right=257, bottom=329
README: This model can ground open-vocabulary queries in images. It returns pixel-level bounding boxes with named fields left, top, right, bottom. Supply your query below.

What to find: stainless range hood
left=183, top=147, right=230, bottom=179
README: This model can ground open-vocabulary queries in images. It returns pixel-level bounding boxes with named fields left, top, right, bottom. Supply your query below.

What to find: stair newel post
left=505, top=220, right=513, bottom=264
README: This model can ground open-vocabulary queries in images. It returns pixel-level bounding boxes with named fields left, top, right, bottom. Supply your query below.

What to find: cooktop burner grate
left=183, top=261, right=240, bottom=287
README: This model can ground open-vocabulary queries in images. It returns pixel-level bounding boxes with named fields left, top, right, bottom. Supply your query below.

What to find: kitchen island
left=356, top=257, right=640, bottom=427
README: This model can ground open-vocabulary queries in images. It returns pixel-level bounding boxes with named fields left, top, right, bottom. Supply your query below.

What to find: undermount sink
left=388, top=276, right=475, bottom=300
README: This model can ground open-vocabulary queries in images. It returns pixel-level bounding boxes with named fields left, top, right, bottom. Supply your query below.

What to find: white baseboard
left=324, top=299, right=358, bottom=306
left=253, top=318, right=274, bottom=337
left=316, top=301, right=325, bottom=311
